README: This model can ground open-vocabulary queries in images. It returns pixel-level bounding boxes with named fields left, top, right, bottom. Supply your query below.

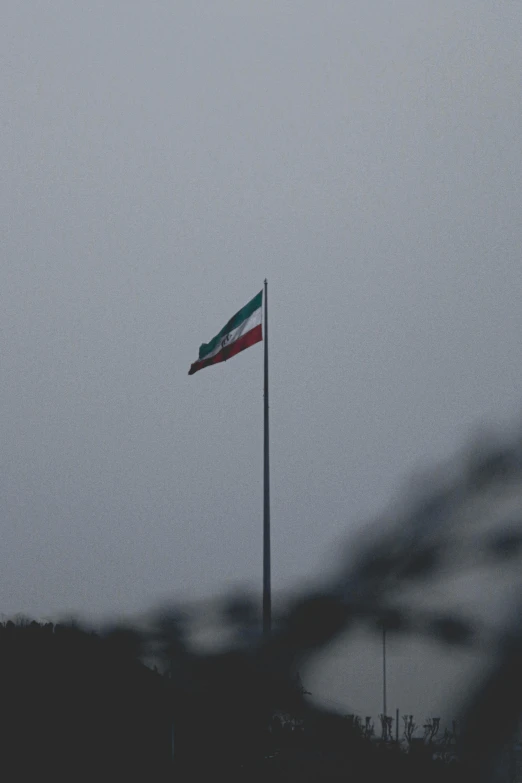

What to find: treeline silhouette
left=4, top=430, right=522, bottom=781
left=0, top=619, right=468, bottom=783
left=0, top=620, right=171, bottom=780
left=0, top=617, right=469, bottom=783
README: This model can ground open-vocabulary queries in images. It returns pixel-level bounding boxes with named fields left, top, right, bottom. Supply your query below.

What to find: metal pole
left=263, top=279, right=271, bottom=636
left=382, top=627, right=387, bottom=720
left=169, top=662, right=175, bottom=768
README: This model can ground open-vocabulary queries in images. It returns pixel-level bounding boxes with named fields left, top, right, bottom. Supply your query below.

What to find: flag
left=188, top=291, right=263, bottom=375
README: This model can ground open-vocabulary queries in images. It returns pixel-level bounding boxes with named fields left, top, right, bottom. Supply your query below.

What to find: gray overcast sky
left=1, top=0, right=521, bottom=718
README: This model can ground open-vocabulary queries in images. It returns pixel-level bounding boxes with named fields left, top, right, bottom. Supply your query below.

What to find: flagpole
left=263, top=278, right=271, bottom=636
left=383, top=626, right=387, bottom=720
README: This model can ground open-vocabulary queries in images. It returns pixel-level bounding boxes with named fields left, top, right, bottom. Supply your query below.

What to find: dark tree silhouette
left=3, top=429, right=522, bottom=781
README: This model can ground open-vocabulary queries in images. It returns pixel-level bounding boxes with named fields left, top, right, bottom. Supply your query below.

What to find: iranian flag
left=188, top=291, right=263, bottom=375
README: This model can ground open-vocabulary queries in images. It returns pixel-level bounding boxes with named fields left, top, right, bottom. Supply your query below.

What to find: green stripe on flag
left=198, top=291, right=262, bottom=360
